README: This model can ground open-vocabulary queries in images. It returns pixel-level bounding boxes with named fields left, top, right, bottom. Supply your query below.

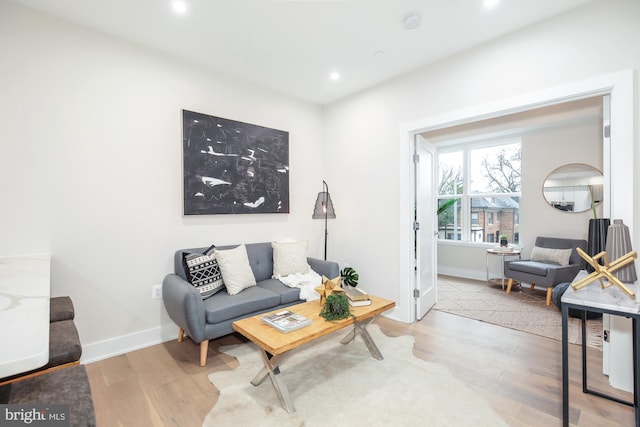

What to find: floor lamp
left=312, top=180, right=336, bottom=260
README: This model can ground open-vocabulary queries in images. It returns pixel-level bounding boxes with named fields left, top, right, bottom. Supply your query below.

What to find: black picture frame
left=182, top=110, right=289, bottom=215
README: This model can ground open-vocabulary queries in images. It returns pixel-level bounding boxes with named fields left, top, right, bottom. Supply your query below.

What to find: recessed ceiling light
left=172, top=1, right=188, bottom=14
left=330, top=72, right=340, bottom=81
left=483, top=0, right=499, bottom=9
left=403, top=12, right=422, bottom=30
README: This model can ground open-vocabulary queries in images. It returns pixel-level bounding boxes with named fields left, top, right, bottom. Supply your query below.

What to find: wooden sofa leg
left=178, top=328, right=184, bottom=343
left=546, top=288, right=553, bottom=306
left=506, top=279, right=514, bottom=294
left=530, top=284, right=536, bottom=291
left=200, top=340, right=209, bottom=367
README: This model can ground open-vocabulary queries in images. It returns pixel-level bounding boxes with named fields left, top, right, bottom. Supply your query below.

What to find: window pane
left=437, top=198, right=461, bottom=240
left=469, top=143, right=521, bottom=194
left=438, top=151, right=463, bottom=195
left=470, top=196, right=520, bottom=244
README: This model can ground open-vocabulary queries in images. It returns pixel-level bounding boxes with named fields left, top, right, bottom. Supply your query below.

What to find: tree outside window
left=437, top=140, right=521, bottom=244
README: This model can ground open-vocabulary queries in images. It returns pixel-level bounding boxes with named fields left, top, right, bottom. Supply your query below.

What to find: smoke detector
left=404, top=12, right=422, bottom=30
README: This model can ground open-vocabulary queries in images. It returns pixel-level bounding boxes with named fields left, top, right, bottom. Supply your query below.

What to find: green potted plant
left=499, top=234, right=509, bottom=247
left=341, top=266, right=359, bottom=288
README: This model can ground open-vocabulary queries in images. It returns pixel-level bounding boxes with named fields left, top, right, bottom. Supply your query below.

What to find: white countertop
left=0, top=253, right=51, bottom=378
left=562, top=270, right=640, bottom=316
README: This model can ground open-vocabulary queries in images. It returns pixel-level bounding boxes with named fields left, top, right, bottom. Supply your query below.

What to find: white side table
left=0, top=254, right=50, bottom=378
left=561, top=271, right=640, bottom=427
left=486, top=248, right=521, bottom=290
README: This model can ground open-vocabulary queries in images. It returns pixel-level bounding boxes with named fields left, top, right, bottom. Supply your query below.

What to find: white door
left=415, top=135, right=437, bottom=320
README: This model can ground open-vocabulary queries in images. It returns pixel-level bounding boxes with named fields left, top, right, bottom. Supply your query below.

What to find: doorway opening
left=400, top=70, right=634, bottom=328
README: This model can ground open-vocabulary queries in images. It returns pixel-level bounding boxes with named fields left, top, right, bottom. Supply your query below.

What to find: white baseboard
left=80, top=323, right=180, bottom=364
left=437, top=266, right=485, bottom=282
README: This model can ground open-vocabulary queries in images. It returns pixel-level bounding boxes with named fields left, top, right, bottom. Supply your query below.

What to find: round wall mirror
left=543, top=163, right=603, bottom=213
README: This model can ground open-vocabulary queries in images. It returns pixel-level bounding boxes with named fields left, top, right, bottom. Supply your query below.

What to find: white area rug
left=204, top=325, right=508, bottom=427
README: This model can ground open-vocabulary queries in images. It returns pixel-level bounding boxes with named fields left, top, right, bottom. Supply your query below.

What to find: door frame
left=398, top=69, right=634, bottom=323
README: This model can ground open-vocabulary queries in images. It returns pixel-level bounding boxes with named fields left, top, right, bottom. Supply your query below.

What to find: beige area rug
left=204, top=325, right=508, bottom=427
left=435, top=276, right=603, bottom=350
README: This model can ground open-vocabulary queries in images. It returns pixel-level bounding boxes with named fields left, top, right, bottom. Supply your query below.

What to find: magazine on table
left=261, top=310, right=312, bottom=333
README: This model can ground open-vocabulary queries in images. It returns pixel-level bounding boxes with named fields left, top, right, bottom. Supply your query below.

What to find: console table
left=0, top=254, right=51, bottom=378
left=561, top=272, right=639, bottom=427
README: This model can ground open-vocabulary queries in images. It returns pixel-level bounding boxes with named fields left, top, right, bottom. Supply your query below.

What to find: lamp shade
left=312, top=192, right=336, bottom=219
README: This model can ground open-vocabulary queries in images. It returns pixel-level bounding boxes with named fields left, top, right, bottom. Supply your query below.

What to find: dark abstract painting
left=182, top=110, right=289, bottom=215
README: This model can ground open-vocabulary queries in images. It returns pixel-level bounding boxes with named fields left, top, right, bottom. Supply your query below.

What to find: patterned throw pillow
left=182, top=249, right=225, bottom=299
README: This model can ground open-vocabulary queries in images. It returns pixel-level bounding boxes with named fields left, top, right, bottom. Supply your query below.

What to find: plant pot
left=500, top=239, right=508, bottom=247
left=586, top=218, right=610, bottom=273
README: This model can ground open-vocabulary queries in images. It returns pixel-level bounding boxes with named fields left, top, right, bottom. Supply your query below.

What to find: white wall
left=0, top=2, right=326, bottom=361
left=322, top=0, right=640, bottom=319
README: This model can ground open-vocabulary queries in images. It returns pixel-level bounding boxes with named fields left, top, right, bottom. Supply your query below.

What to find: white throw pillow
left=272, top=240, right=311, bottom=278
left=214, top=244, right=257, bottom=295
left=530, top=246, right=572, bottom=266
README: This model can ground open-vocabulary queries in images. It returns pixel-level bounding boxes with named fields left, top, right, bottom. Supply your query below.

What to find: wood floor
left=86, top=310, right=635, bottom=426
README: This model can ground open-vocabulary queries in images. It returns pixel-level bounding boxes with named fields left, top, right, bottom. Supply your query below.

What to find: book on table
left=261, top=310, right=312, bottom=333
left=348, top=298, right=372, bottom=307
left=344, top=286, right=369, bottom=301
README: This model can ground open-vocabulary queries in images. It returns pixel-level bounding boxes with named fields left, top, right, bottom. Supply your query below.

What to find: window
left=437, top=139, right=521, bottom=244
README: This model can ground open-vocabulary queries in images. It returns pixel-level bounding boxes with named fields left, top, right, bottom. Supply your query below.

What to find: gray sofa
left=162, top=242, right=339, bottom=366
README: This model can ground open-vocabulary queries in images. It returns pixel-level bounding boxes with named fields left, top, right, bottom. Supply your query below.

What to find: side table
left=561, top=270, right=639, bottom=427
left=486, top=248, right=521, bottom=290
left=0, top=254, right=51, bottom=378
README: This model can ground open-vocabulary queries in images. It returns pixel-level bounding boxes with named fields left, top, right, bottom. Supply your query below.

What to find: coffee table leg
left=256, top=350, right=296, bottom=413
left=340, top=318, right=384, bottom=360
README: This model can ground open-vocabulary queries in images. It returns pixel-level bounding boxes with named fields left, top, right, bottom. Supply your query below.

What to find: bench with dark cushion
left=0, top=296, right=94, bottom=426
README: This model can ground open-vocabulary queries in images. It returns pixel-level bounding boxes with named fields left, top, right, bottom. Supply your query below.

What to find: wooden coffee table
left=232, top=295, right=395, bottom=413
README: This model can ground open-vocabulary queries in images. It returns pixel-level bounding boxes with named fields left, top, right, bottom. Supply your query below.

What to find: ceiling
left=10, top=0, right=595, bottom=105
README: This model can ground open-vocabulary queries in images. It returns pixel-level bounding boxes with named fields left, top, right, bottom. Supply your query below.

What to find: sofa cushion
left=530, top=246, right=572, bottom=266
left=50, top=296, right=75, bottom=322
left=48, top=320, right=82, bottom=367
left=2, top=365, right=96, bottom=426
left=509, top=261, right=546, bottom=276
left=215, top=244, right=257, bottom=295
left=272, top=241, right=311, bottom=277
left=182, top=252, right=225, bottom=299
left=203, top=286, right=280, bottom=324
left=508, top=260, right=565, bottom=276
left=258, top=279, right=301, bottom=304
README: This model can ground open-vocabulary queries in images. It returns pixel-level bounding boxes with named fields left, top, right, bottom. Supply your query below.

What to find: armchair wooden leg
left=546, top=288, right=553, bottom=306
left=178, top=328, right=185, bottom=343
left=530, top=284, right=536, bottom=291
left=506, top=278, right=514, bottom=294
left=200, top=340, right=209, bottom=367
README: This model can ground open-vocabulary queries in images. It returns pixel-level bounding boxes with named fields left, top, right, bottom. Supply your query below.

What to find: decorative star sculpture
left=315, top=275, right=344, bottom=305
left=572, top=247, right=638, bottom=299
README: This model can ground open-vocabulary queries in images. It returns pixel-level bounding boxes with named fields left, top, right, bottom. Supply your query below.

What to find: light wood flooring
left=86, top=310, right=635, bottom=426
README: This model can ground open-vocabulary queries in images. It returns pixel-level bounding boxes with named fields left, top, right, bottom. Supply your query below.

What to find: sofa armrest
left=162, top=274, right=206, bottom=343
left=308, top=257, right=340, bottom=279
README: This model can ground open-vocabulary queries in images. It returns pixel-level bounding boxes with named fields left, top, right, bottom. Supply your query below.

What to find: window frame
left=437, top=137, right=521, bottom=245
